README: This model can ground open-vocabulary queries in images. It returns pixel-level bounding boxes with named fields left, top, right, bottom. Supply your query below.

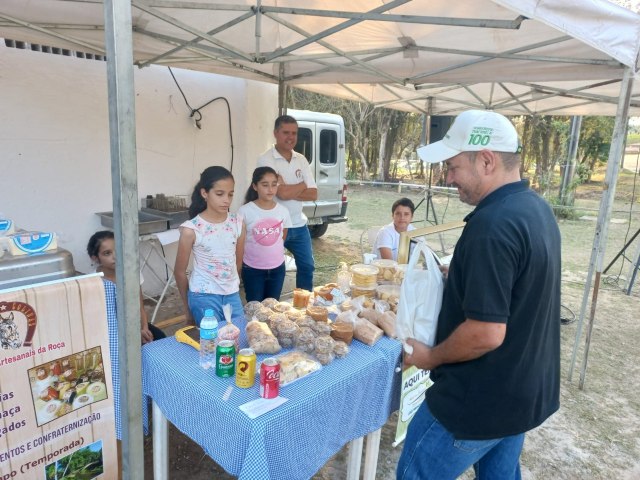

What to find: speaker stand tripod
left=413, top=164, right=446, bottom=253
left=603, top=226, right=640, bottom=295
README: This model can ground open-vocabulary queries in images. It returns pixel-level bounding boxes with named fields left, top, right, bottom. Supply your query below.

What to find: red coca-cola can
left=259, top=357, right=280, bottom=399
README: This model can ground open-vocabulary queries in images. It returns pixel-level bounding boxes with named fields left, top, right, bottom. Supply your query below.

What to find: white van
left=289, top=109, right=348, bottom=238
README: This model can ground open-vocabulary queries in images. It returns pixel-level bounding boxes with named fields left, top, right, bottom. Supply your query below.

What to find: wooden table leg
left=152, top=400, right=168, bottom=480
left=346, top=436, right=364, bottom=480
left=363, top=428, right=382, bottom=480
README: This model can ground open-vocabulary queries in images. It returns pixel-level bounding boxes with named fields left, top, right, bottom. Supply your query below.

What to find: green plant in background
left=548, top=196, right=582, bottom=220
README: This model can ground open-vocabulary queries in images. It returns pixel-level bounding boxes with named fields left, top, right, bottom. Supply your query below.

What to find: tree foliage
left=517, top=115, right=614, bottom=194
left=286, top=88, right=616, bottom=189
left=286, top=87, right=421, bottom=181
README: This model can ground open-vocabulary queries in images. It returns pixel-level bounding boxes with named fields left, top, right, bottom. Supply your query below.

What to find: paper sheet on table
left=239, top=396, right=288, bottom=419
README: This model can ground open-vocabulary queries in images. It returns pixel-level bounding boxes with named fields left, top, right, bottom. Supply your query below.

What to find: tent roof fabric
left=1, top=0, right=639, bottom=115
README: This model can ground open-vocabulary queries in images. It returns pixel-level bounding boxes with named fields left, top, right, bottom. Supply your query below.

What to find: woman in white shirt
left=374, top=197, right=416, bottom=261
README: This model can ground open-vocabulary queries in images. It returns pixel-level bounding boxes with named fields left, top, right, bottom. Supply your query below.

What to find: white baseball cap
left=417, top=110, right=520, bottom=164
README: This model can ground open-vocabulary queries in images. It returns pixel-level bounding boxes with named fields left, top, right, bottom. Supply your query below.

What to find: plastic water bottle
left=337, top=262, right=351, bottom=293
left=199, top=309, right=218, bottom=369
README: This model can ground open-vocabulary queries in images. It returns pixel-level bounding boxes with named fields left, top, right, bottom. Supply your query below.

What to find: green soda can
left=216, top=340, right=236, bottom=378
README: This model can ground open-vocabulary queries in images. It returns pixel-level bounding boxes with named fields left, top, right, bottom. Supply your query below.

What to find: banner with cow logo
left=0, top=274, right=117, bottom=479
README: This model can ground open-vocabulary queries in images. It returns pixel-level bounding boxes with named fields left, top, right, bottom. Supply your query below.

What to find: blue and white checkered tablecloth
left=142, top=316, right=402, bottom=480
left=103, top=279, right=149, bottom=440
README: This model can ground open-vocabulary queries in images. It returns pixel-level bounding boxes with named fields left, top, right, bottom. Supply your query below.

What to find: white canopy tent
left=1, top=0, right=639, bottom=114
left=1, top=1, right=639, bottom=478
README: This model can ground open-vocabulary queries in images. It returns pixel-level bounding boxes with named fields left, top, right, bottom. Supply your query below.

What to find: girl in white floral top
left=175, top=166, right=246, bottom=326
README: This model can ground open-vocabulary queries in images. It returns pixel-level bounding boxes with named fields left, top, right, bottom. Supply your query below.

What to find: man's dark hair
left=392, top=197, right=415, bottom=215
left=274, top=115, right=298, bottom=130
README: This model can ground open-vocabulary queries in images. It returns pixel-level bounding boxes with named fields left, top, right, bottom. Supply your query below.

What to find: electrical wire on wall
left=168, top=67, right=235, bottom=173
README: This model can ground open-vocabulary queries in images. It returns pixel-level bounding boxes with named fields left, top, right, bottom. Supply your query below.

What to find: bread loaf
left=353, top=318, right=384, bottom=346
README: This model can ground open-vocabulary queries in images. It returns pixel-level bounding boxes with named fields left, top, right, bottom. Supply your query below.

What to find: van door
left=294, top=121, right=318, bottom=223
left=312, top=122, right=342, bottom=220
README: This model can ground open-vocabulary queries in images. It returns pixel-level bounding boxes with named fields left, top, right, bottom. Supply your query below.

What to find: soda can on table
left=259, top=357, right=280, bottom=399
left=216, top=340, right=236, bottom=378
left=236, top=348, right=257, bottom=388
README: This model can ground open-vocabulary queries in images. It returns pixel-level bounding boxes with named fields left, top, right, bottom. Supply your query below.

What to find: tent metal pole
left=568, top=66, right=635, bottom=387
left=103, top=0, right=144, bottom=477
left=278, top=63, right=286, bottom=116
left=255, top=0, right=262, bottom=60
left=558, top=116, right=582, bottom=205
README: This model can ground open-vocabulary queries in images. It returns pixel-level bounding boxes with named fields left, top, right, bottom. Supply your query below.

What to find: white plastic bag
left=396, top=241, right=444, bottom=354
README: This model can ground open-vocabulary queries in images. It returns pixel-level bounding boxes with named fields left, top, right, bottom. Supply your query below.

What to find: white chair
left=360, top=226, right=383, bottom=260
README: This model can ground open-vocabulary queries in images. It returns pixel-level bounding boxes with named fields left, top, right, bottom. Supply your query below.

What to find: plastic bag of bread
left=267, top=312, right=288, bottom=333
left=314, top=335, right=336, bottom=354
left=252, top=306, right=272, bottom=323
left=315, top=351, right=335, bottom=365
left=353, top=317, right=384, bottom=346
left=261, top=297, right=278, bottom=310
left=275, top=318, right=300, bottom=348
left=243, top=300, right=263, bottom=317
left=331, top=309, right=356, bottom=344
left=276, top=351, right=321, bottom=385
left=273, top=301, right=293, bottom=313
left=294, top=326, right=317, bottom=353
left=311, top=321, right=332, bottom=336
left=306, top=305, right=328, bottom=322
left=359, top=308, right=382, bottom=327
left=333, top=340, right=350, bottom=358
left=218, top=304, right=241, bottom=351
left=246, top=320, right=281, bottom=354
left=374, top=298, right=391, bottom=313
left=330, top=322, right=354, bottom=344
left=340, top=298, right=357, bottom=312
left=295, top=315, right=316, bottom=329
left=285, top=308, right=305, bottom=321
left=378, top=310, right=397, bottom=338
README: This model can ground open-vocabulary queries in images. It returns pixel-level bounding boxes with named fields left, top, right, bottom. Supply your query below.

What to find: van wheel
left=308, top=223, right=329, bottom=238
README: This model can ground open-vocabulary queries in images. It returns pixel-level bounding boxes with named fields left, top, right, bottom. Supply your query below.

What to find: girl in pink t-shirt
left=238, top=167, right=292, bottom=301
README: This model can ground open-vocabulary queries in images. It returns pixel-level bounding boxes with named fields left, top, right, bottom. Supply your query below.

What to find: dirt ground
left=142, top=184, right=640, bottom=479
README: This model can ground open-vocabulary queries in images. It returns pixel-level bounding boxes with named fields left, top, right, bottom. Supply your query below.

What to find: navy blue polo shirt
left=426, top=179, right=561, bottom=440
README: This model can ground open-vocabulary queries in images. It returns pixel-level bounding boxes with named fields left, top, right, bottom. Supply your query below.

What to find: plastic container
left=199, top=309, right=218, bottom=369
left=371, top=259, right=397, bottom=283
left=349, top=284, right=377, bottom=298
left=376, top=284, right=401, bottom=302
left=349, top=263, right=379, bottom=288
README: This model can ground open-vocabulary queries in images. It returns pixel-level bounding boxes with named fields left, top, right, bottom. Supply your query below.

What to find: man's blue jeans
left=397, top=402, right=524, bottom=480
left=283, top=226, right=314, bottom=291
left=242, top=262, right=286, bottom=302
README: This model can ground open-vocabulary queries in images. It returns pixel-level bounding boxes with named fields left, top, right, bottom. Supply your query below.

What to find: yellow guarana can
left=236, top=348, right=256, bottom=388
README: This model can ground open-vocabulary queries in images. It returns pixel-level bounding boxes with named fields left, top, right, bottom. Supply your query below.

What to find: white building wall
left=0, top=46, right=278, bottom=291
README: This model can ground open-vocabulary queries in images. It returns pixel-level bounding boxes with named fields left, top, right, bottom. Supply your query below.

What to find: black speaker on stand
left=415, top=116, right=455, bottom=226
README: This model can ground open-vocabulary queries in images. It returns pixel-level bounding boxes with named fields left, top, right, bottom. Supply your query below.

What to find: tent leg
left=568, top=66, right=635, bottom=386
left=104, top=0, right=145, bottom=477
left=278, top=63, right=287, bottom=116
left=579, top=271, right=601, bottom=389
